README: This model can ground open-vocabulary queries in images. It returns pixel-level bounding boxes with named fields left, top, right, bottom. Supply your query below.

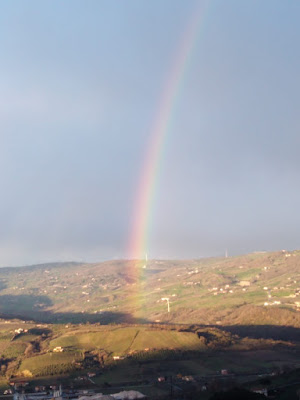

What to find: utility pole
left=161, top=297, right=170, bottom=312
left=143, top=253, right=147, bottom=269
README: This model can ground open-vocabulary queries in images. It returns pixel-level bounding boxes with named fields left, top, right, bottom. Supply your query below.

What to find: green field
left=19, top=351, right=83, bottom=376
left=49, top=326, right=205, bottom=356
left=0, top=320, right=298, bottom=383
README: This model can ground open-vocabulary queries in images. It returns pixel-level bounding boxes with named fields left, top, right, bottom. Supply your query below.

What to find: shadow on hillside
left=0, top=280, right=7, bottom=292
left=218, top=324, right=300, bottom=342
left=0, top=294, right=149, bottom=324
left=1, top=294, right=300, bottom=340
left=0, top=294, right=52, bottom=311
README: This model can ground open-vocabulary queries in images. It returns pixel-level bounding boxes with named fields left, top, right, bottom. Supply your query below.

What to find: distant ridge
left=0, top=261, right=84, bottom=270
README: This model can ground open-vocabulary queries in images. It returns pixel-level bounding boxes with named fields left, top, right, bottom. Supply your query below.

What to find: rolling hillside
left=0, top=252, right=300, bottom=390
left=0, top=320, right=299, bottom=382
left=0, top=250, right=299, bottom=326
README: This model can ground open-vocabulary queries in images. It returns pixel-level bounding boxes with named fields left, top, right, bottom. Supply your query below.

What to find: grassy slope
left=0, top=320, right=299, bottom=383
left=48, top=326, right=204, bottom=355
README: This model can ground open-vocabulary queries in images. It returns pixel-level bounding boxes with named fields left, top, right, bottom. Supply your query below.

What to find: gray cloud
left=0, top=0, right=300, bottom=265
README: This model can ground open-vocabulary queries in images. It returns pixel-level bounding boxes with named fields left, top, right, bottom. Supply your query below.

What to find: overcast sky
left=1, top=0, right=300, bottom=266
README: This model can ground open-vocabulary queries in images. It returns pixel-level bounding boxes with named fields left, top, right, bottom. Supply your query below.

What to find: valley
left=0, top=251, right=300, bottom=398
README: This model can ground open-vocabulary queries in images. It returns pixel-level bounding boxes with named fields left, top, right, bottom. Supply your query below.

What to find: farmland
left=0, top=250, right=300, bottom=395
left=0, top=321, right=299, bottom=385
left=0, top=250, right=300, bottom=327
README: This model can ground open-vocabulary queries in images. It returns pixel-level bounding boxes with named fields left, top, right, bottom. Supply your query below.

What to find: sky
left=1, top=0, right=300, bottom=266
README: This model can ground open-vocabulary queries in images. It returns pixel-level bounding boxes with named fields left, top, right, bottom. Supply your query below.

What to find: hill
left=0, top=320, right=299, bottom=382
left=0, top=250, right=299, bottom=326
left=0, top=251, right=300, bottom=396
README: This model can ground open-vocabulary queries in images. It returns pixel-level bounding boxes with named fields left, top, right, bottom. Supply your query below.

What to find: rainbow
left=128, top=2, right=210, bottom=286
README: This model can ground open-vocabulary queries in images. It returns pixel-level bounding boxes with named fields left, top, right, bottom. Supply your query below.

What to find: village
left=6, top=365, right=297, bottom=400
